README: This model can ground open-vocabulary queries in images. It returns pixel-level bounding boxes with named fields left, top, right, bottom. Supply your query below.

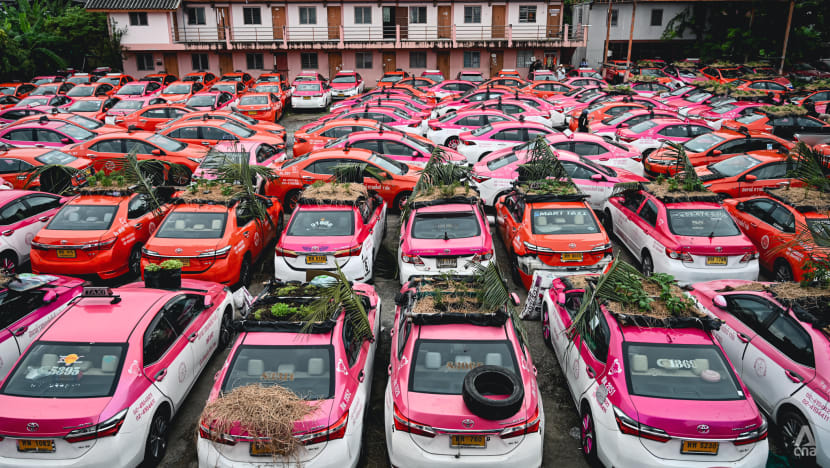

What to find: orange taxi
left=696, top=152, right=799, bottom=198
left=735, top=80, right=789, bottom=98
left=235, top=92, right=284, bottom=122
left=159, top=80, right=206, bottom=104
left=142, top=72, right=178, bottom=86
left=0, top=146, right=93, bottom=190
left=0, top=82, right=37, bottom=99
left=566, top=100, right=647, bottom=131
left=115, top=103, right=194, bottom=131
left=377, top=71, right=410, bottom=88
left=159, top=119, right=284, bottom=148
left=523, top=81, right=573, bottom=100
left=293, top=118, right=387, bottom=157
left=496, top=69, right=522, bottom=78
left=219, top=71, right=255, bottom=89
left=183, top=71, right=219, bottom=87
left=700, top=65, right=743, bottom=83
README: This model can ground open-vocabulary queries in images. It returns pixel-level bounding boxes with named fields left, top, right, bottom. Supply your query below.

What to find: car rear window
left=67, top=115, right=104, bottom=130
left=708, top=155, right=761, bottom=177
left=221, top=121, right=254, bottom=138
left=625, top=343, right=743, bottom=400
left=36, top=150, right=76, bottom=165
left=163, top=84, right=191, bottom=94
left=156, top=212, right=227, bottom=239
left=48, top=205, right=117, bottom=230
left=379, top=75, right=403, bottom=83
left=296, top=83, right=321, bottom=92
left=67, top=87, right=94, bottom=97
left=410, top=339, right=518, bottom=395
left=666, top=208, right=741, bottom=237
left=287, top=210, right=354, bottom=237
left=629, top=120, right=659, bottom=133
left=412, top=212, right=481, bottom=239
left=187, top=95, right=215, bottom=107
left=69, top=100, right=102, bottom=112
left=486, top=152, right=520, bottom=170
left=223, top=345, right=333, bottom=400
left=239, top=95, right=268, bottom=106
left=117, top=84, right=144, bottom=95
left=684, top=133, right=724, bottom=153
left=147, top=133, right=185, bottom=152
left=2, top=342, right=126, bottom=398
left=531, top=208, right=600, bottom=235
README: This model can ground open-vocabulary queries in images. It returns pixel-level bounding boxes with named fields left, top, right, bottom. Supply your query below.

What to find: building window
left=243, top=7, right=261, bottom=25
left=464, top=6, right=481, bottom=24
left=577, top=8, right=583, bottom=24
left=186, top=7, right=205, bottom=25
left=610, top=9, right=618, bottom=27
left=651, top=9, right=663, bottom=26
left=355, top=52, right=372, bottom=69
left=463, top=51, right=480, bottom=68
left=301, top=53, right=318, bottom=69
left=355, top=6, right=371, bottom=24
left=519, top=6, right=537, bottom=23
left=129, top=12, right=148, bottom=26
left=517, top=50, right=534, bottom=68
left=192, top=53, right=209, bottom=70
left=246, top=53, right=264, bottom=69
left=409, top=7, right=427, bottom=24
left=136, top=53, right=154, bottom=71
left=300, top=7, right=317, bottom=25
left=410, top=51, right=427, bottom=68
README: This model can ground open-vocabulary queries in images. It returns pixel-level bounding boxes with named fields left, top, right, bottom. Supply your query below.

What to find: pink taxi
left=433, top=88, right=514, bottom=117
left=113, top=81, right=162, bottom=101
left=192, top=141, right=286, bottom=190
left=198, top=280, right=380, bottom=468
left=425, top=110, right=517, bottom=149
left=457, top=120, right=557, bottom=163
left=0, top=118, right=96, bottom=148
left=590, top=109, right=680, bottom=136
left=324, top=129, right=466, bottom=166
left=103, top=97, right=166, bottom=125
left=616, top=118, right=714, bottom=157
left=330, top=107, right=424, bottom=132
left=544, top=132, right=645, bottom=176
left=0, top=282, right=235, bottom=467
left=428, top=80, right=476, bottom=99
left=458, top=99, right=556, bottom=128
left=688, top=101, right=768, bottom=129
left=329, top=88, right=415, bottom=112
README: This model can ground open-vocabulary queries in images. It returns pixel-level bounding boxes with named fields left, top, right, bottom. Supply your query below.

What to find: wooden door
left=327, top=6, right=341, bottom=40
left=438, top=6, right=451, bottom=39
left=395, top=7, right=408, bottom=39
left=437, top=51, right=450, bottom=81
left=216, top=7, right=229, bottom=41
left=490, top=50, right=503, bottom=77
left=383, top=52, right=396, bottom=73
left=546, top=4, right=562, bottom=38
left=219, top=53, right=233, bottom=75
left=329, top=52, right=342, bottom=80
left=491, top=5, right=506, bottom=39
left=272, top=7, right=285, bottom=40
left=163, top=53, right=179, bottom=77
left=274, top=52, right=288, bottom=73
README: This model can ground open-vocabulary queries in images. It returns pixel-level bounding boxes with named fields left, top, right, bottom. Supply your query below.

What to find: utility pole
left=624, top=0, right=637, bottom=82
left=602, top=0, right=613, bottom=70
left=779, top=0, right=795, bottom=75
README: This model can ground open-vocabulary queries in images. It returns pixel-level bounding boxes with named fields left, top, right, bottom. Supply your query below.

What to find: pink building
left=86, top=0, right=587, bottom=84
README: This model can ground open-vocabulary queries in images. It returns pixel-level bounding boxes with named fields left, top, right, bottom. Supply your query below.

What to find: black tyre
left=780, top=408, right=817, bottom=466
left=462, top=365, right=524, bottom=420
left=141, top=408, right=169, bottom=467
left=641, top=250, right=654, bottom=277
left=510, top=254, right=523, bottom=287
left=238, top=255, right=252, bottom=288
left=580, top=403, right=600, bottom=465
left=393, top=191, right=412, bottom=212
left=0, top=251, right=18, bottom=275
left=283, top=189, right=301, bottom=212
left=445, top=136, right=460, bottom=150
left=128, top=245, right=142, bottom=277
left=218, top=306, right=233, bottom=349
left=602, top=209, right=613, bottom=237
left=774, top=259, right=794, bottom=282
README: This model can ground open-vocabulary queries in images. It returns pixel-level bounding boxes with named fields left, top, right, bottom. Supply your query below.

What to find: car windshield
left=117, top=84, right=144, bottom=96
left=577, top=91, right=601, bottom=103
left=147, top=133, right=186, bottom=151
left=0, top=87, right=16, bottom=95
left=212, top=85, right=235, bottom=93
left=254, top=85, right=280, bottom=93
left=163, top=84, right=191, bottom=94
left=287, top=210, right=354, bottom=237
left=239, top=95, right=268, bottom=106
left=36, top=150, right=76, bottom=165
left=710, top=104, right=737, bottom=115
left=486, top=152, right=520, bottom=170
left=471, top=124, right=493, bottom=137
left=380, top=74, right=403, bottom=83
left=221, top=122, right=254, bottom=138
left=807, top=218, right=830, bottom=247
left=629, top=120, right=659, bottom=133
left=2, top=342, right=126, bottom=398
left=736, top=113, right=766, bottom=124
left=625, top=343, right=743, bottom=400
left=332, top=75, right=357, bottom=84
left=687, top=92, right=713, bottom=103
left=296, top=83, right=321, bottom=92
left=411, top=212, right=481, bottom=239
left=68, top=100, right=102, bottom=112
left=708, top=155, right=761, bottom=177
left=112, top=100, right=142, bottom=110
left=410, top=339, right=518, bottom=395
left=531, top=208, right=600, bottom=235
left=98, top=77, right=120, bottom=85
left=669, top=86, right=693, bottom=97
left=67, top=87, right=94, bottom=97
left=639, top=68, right=663, bottom=77
left=19, top=97, right=49, bottom=106
left=200, top=150, right=245, bottom=168
left=187, top=95, right=216, bottom=107
left=684, top=133, right=725, bottom=152
left=156, top=211, right=227, bottom=239
left=222, top=345, right=334, bottom=399
left=369, top=153, right=407, bottom=175
left=666, top=208, right=741, bottom=237
left=604, top=112, right=635, bottom=126
left=58, top=123, right=94, bottom=141
left=48, top=205, right=117, bottom=230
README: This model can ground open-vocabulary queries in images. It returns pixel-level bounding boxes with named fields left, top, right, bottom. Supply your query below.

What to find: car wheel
left=580, top=403, right=600, bottom=465
left=218, top=306, right=233, bottom=349
left=238, top=255, right=252, bottom=289
left=0, top=251, right=18, bottom=275
left=128, top=245, right=142, bottom=277
left=141, top=408, right=169, bottom=467
left=393, top=191, right=412, bottom=212
left=602, top=209, right=613, bottom=238
left=641, top=250, right=654, bottom=277
left=445, top=136, right=460, bottom=149
left=462, top=365, right=524, bottom=420
left=283, top=189, right=301, bottom=212
left=780, top=408, right=816, bottom=466
left=510, top=254, right=523, bottom=286
left=774, top=259, right=794, bottom=282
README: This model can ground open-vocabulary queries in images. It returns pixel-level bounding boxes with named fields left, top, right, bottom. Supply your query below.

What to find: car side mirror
left=510, top=292, right=521, bottom=307
left=378, top=171, right=389, bottom=179
left=713, top=295, right=728, bottom=309
left=743, top=174, right=757, bottom=182
left=152, top=149, right=162, bottom=156
left=590, top=174, right=604, bottom=182
left=461, top=99, right=469, bottom=103
left=711, top=150, right=722, bottom=156
left=60, top=138, right=71, bottom=144
left=735, top=201, right=745, bottom=211
left=413, top=151, right=420, bottom=157
left=42, top=290, right=58, bottom=304
left=204, top=295, right=213, bottom=308
left=557, top=292, right=567, bottom=304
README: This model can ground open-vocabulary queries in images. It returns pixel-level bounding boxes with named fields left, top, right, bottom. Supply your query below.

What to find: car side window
left=22, top=195, right=60, bottom=216
left=764, top=314, right=814, bottom=367
left=688, top=125, right=712, bottom=136
left=620, top=191, right=645, bottom=212
left=638, top=200, right=659, bottom=227
left=0, top=158, right=23, bottom=174
left=744, top=198, right=775, bottom=222
left=725, top=295, right=778, bottom=330
left=35, top=129, right=64, bottom=143
left=457, top=116, right=481, bottom=126
left=493, top=128, right=523, bottom=141
left=383, top=141, right=415, bottom=156
left=342, top=317, right=362, bottom=367
left=658, top=125, right=688, bottom=138
left=169, top=126, right=199, bottom=140
left=90, top=139, right=124, bottom=153
left=796, top=117, right=825, bottom=128
left=161, top=294, right=203, bottom=335
left=127, top=194, right=151, bottom=219
left=143, top=311, right=179, bottom=365
left=147, top=82, right=161, bottom=92
left=236, top=200, right=255, bottom=226
left=125, top=139, right=156, bottom=154
left=749, top=162, right=787, bottom=180
left=582, top=311, right=610, bottom=364
left=306, top=159, right=341, bottom=175
left=201, top=127, right=233, bottom=141
left=525, top=129, right=549, bottom=140
left=3, top=129, right=34, bottom=142
left=0, top=201, right=28, bottom=225
left=144, top=108, right=168, bottom=119
left=768, top=205, right=796, bottom=233
left=571, top=142, right=604, bottom=156
left=561, top=161, right=595, bottom=180
left=397, top=318, right=411, bottom=359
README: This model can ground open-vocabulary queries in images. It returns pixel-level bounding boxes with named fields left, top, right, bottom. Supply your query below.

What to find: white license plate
left=104, top=116, right=115, bottom=124
left=437, top=257, right=457, bottom=268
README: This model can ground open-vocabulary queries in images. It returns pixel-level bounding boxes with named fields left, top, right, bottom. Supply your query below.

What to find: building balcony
left=172, top=23, right=587, bottom=49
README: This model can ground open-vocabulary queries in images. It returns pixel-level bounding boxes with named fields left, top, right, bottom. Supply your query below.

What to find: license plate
left=450, top=435, right=486, bottom=448
left=706, top=256, right=727, bottom=265
left=562, top=252, right=583, bottom=262
left=247, top=111, right=257, bottom=115
left=437, top=257, right=457, bottom=268
left=17, top=439, right=55, bottom=453
left=681, top=440, right=718, bottom=455
left=303, top=96, right=311, bottom=100
left=180, top=258, right=189, bottom=266
left=105, top=116, right=115, bottom=124
left=305, top=255, right=327, bottom=264
left=56, top=249, right=76, bottom=258
left=249, top=441, right=272, bottom=456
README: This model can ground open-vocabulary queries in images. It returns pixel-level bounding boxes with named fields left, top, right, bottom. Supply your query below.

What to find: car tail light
left=401, top=252, right=424, bottom=265
left=613, top=406, right=670, bottom=443
left=407, top=122, right=419, bottom=128
left=428, top=125, right=441, bottom=131
left=734, top=417, right=767, bottom=446
left=591, top=243, right=614, bottom=257
left=665, top=247, right=693, bottom=262
left=198, top=420, right=237, bottom=446
left=630, top=154, right=642, bottom=163
left=473, top=249, right=493, bottom=262
left=65, top=409, right=127, bottom=443
left=298, top=411, right=348, bottom=446
left=500, top=405, right=540, bottom=439
left=275, top=246, right=298, bottom=258
left=740, top=250, right=759, bottom=263
left=393, top=404, right=435, bottom=438
left=295, top=137, right=307, bottom=144
left=82, top=236, right=117, bottom=250
left=196, top=246, right=231, bottom=259
left=523, top=241, right=555, bottom=254
left=471, top=174, right=491, bottom=183
left=334, top=245, right=362, bottom=257
left=462, top=139, right=475, bottom=146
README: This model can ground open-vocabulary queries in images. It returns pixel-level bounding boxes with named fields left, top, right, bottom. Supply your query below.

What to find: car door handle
left=2, top=230, right=13, bottom=236
left=736, top=332, right=751, bottom=343
left=750, top=222, right=758, bottom=228
left=187, top=332, right=197, bottom=342
left=358, top=370, right=365, bottom=383
left=785, top=369, right=804, bottom=383
left=38, top=216, right=50, bottom=222
left=302, top=176, right=314, bottom=181
left=586, top=366, right=597, bottom=379
left=200, top=141, right=210, bottom=145
left=154, top=368, right=167, bottom=381
left=16, top=175, right=26, bottom=180
left=133, top=223, right=142, bottom=230
left=11, top=326, right=27, bottom=336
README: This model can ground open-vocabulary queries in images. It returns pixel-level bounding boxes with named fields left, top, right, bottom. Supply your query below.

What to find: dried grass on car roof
left=772, top=187, right=830, bottom=211
left=411, top=184, right=475, bottom=203
left=643, top=181, right=712, bottom=201
left=606, top=280, right=707, bottom=320
left=301, top=182, right=368, bottom=204
left=178, top=184, right=243, bottom=203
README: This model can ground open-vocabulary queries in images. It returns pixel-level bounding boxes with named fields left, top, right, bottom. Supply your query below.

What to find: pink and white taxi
left=0, top=274, right=83, bottom=379
left=541, top=273, right=769, bottom=468
left=0, top=191, right=69, bottom=274
left=197, top=280, right=381, bottom=468
left=0, top=281, right=236, bottom=467
left=386, top=275, right=544, bottom=467
left=615, top=118, right=714, bottom=157
left=291, top=81, right=332, bottom=110
left=687, top=102, right=768, bottom=130
left=590, top=109, right=680, bottom=137
left=424, top=110, right=517, bottom=149
left=543, top=133, right=645, bottom=177
left=457, top=121, right=557, bottom=164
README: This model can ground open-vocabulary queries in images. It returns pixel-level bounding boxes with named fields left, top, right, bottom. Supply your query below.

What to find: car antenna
left=443, top=231, right=449, bottom=241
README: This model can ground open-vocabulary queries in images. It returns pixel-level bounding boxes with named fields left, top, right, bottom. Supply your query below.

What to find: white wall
left=112, top=12, right=171, bottom=45
left=343, top=4, right=384, bottom=41
left=454, top=3, right=493, bottom=41
left=285, top=4, right=329, bottom=42
left=230, top=4, right=273, bottom=41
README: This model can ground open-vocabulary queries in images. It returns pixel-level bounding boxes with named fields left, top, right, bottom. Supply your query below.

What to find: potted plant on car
left=159, top=259, right=183, bottom=289
left=144, top=262, right=162, bottom=289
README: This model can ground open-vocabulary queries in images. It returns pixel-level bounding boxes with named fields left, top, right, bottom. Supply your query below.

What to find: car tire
left=780, top=407, right=817, bottom=466
left=238, top=254, right=252, bottom=289
left=774, top=259, right=794, bottom=282
left=140, top=407, right=170, bottom=467
left=602, top=209, right=614, bottom=238
left=128, top=245, right=142, bottom=277
left=462, top=365, right=524, bottom=420
left=393, top=191, right=412, bottom=212
left=510, top=254, right=523, bottom=287
left=445, top=136, right=460, bottom=149
left=218, top=306, right=233, bottom=349
left=0, top=251, right=18, bottom=275
left=283, top=189, right=301, bottom=212
left=641, top=250, right=654, bottom=277
left=580, top=402, right=601, bottom=466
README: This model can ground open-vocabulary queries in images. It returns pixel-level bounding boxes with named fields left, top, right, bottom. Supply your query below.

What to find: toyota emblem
left=697, top=424, right=710, bottom=434
left=715, top=246, right=723, bottom=253
left=26, top=422, right=38, bottom=432
left=175, top=248, right=183, bottom=254
left=462, top=419, right=474, bottom=428
left=568, top=243, right=577, bottom=249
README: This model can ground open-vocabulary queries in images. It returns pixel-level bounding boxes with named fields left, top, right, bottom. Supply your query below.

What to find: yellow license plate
left=56, top=249, right=76, bottom=258
left=561, top=252, right=583, bottom=262
left=305, top=255, right=327, bottom=264
left=681, top=440, right=718, bottom=455
left=17, top=439, right=54, bottom=453
left=249, top=442, right=272, bottom=456
left=247, top=111, right=257, bottom=115
left=450, top=435, right=486, bottom=448
left=303, top=96, right=311, bottom=100
left=180, top=258, right=190, bottom=266
left=706, top=256, right=727, bottom=265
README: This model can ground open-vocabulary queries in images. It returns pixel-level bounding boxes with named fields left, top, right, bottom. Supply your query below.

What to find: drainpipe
left=778, top=0, right=794, bottom=75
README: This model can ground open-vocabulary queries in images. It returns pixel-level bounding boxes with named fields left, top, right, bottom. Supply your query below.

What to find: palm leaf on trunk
left=300, top=264, right=373, bottom=342
left=23, top=164, right=81, bottom=194
left=208, top=148, right=277, bottom=227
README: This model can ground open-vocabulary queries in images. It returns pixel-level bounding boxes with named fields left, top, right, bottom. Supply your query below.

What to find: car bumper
left=516, top=257, right=612, bottom=290
left=291, top=96, right=328, bottom=109
left=197, top=437, right=360, bottom=468
left=386, top=430, right=542, bottom=468
left=31, top=249, right=128, bottom=280
left=274, top=255, right=369, bottom=283
left=331, top=88, right=359, bottom=99
left=655, top=258, right=759, bottom=286
left=399, top=258, right=492, bottom=285
left=141, top=257, right=240, bottom=285
left=0, top=432, right=144, bottom=468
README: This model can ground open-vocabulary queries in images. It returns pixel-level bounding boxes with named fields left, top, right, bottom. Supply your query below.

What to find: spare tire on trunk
left=462, top=365, right=524, bottom=420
